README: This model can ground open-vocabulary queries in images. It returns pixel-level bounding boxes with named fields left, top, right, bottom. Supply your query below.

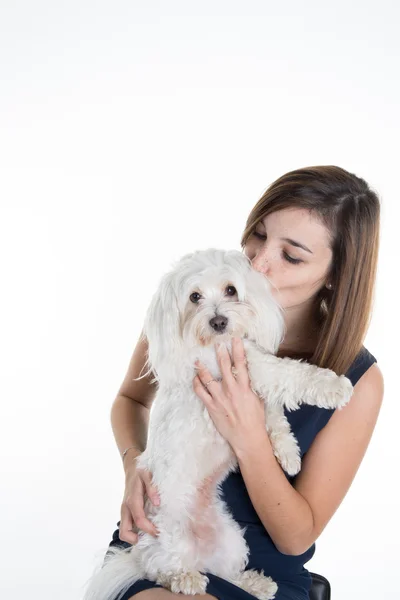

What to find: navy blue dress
left=105, top=347, right=377, bottom=600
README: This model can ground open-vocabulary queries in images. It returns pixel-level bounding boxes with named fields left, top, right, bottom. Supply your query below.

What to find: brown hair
left=240, top=166, right=381, bottom=375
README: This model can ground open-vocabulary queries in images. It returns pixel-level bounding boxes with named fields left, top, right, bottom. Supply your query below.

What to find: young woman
left=105, top=166, right=384, bottom=600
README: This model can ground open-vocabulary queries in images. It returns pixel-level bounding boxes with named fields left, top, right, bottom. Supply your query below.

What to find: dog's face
left=143, top=249, right=285, bottom=377
left=179, top=268, right=261, bottom=348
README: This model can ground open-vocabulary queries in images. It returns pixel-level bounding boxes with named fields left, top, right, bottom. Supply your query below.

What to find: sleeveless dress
left=104, top=346, right=377, bottom=600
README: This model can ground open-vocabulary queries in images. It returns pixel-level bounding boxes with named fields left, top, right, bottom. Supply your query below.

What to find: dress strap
left=345, top=346, right=377, bottom=387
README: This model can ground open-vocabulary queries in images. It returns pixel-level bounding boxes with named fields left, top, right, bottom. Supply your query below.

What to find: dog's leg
left=202, top=508, right=249, bottom=579
left=156, top=570, right=209, bottom=595
left=200, top=507, right=277, bottom=598
left=265, top=404, right=301, bottom=476
left=142, top=527, right=210, bottom=594
left=154, top=467, right=234, bottom=595
left=228, top=569, right=278, bottom=600
left=244, top=342, right=353, bottom=411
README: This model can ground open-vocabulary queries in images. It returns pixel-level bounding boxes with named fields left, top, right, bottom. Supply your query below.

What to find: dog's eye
left=190, top=292, right=201, bottom=303
left=226, top=286, right=237, bottom=296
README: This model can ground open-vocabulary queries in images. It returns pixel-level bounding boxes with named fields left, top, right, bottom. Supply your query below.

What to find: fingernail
left=153, top=496, right=160, bottom=505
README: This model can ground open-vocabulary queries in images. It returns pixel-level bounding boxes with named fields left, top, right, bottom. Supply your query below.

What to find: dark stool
left=309, top=572, right=331, bottom=600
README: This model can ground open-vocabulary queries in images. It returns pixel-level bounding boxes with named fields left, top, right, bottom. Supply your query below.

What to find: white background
left=0, top=2, right=398, bottom=599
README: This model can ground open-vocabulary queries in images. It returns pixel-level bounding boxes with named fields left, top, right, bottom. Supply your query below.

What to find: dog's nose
left=209, top=315, right=228, bottom=332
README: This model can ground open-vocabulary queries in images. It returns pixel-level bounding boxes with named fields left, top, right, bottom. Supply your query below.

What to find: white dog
left=83, top=248, right=353, bottom=600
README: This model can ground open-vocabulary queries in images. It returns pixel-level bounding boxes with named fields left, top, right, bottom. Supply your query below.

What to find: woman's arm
left=235, top=363, right=384, bottom=555
left=111, top=395, right=150, bottom=474
left=110, top=331, right=157, bottom=474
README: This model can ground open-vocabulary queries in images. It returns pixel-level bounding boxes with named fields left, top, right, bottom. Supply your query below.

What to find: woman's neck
left=278, top=300, right=320, bottom=355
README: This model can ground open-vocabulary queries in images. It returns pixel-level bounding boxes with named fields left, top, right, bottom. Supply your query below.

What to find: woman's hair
left=240, top=165, right=381, bottom=375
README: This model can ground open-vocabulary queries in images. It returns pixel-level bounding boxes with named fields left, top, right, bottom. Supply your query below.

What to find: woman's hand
left=193, top=337, right=267, bottom=455
left=119, top=462, right=160, bottom=545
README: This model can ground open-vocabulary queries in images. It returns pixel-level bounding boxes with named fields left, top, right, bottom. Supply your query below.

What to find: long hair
left=240, top=165, right=381, bottom=375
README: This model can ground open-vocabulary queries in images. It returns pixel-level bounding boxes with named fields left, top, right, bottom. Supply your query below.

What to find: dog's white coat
left=83, top=249, right=353, bottom=600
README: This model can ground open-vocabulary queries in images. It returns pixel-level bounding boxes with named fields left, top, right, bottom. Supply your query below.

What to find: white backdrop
left=0, top=2, right=398, bottom=599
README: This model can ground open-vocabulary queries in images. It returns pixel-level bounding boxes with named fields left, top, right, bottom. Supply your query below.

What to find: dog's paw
left=275, top=449, right=301, bottom=476
left=230, top=569, right=278, bottom=600
left=335, top=375, right=354, bottom=408
left=157, top=569, right=209, bottom=595
left=319, top=374, right=353, bottom=409
left=269, top=431, right=301, bottom=475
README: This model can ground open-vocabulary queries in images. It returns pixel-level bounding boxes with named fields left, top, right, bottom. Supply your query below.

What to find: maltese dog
left=83, top=248, right=353, bottom=600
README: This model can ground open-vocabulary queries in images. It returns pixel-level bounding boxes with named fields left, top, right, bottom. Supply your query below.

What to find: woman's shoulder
left=345, top=346, right=378, bottom=387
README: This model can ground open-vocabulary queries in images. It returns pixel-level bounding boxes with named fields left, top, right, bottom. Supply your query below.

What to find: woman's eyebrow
left=280, top=237, right=313, bottom=254
left=259, top=220, right=313, bottom=254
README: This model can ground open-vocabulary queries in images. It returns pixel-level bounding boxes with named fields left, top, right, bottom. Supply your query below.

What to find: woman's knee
left=128, top=590, right=180, bottom=600
left=131, top=590, right=218, bottom=600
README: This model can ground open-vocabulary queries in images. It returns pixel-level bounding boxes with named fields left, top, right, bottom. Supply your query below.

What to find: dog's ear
left=143, top=270, right=182, bottom=381
left=245, top=267, right=285, bottom=354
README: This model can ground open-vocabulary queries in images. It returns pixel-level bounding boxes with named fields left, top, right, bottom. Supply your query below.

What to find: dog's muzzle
left=209, top=315, right=228, bottom=333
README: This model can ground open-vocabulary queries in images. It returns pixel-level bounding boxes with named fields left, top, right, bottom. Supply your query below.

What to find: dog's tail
left=82, top=544, right=143, bottom=600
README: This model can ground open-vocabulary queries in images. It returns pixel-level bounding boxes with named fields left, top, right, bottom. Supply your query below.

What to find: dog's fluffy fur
left=83, top=248, right=353, bottom=600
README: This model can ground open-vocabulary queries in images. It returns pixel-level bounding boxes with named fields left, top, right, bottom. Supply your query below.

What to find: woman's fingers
left=193, top=374, right=214, bottom=404
left=194, top=362, right=221, bottom=395
left=215, top=343, right=237, bottom=388
left=132, top=473, right=160, bottom=537
left=195, top=343, right=238, bottom=391
left=141, top=468, right=160, bottom=506
left=120, top=471, right=160, bottom=543
left=119, top=503, right=138, bottom=544
left=132, top=509, right=159, bottom=538
left=231, top=337, right=249, bottom=386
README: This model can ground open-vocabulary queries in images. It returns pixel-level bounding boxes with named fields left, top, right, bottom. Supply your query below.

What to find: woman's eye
left=283, top=252, right=302, bottom=265
left=226, top=285, right=237, bottom=296
left=252, top=230, right=302, bottom=265
left=190, top=292, right=202, bottom=303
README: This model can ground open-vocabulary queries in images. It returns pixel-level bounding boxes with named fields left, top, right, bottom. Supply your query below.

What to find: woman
left=105, top=166, right=384, bottom=600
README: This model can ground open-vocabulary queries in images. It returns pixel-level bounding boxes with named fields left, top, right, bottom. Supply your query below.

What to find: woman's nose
left=251, top=249, right=271, bottom=274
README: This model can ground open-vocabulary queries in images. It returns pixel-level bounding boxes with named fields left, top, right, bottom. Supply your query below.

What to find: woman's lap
left=106, top=525, right=309, bottom=600
left=112, top=574, right=309, bottom=600
left=117, top=578, right=163, bottom=600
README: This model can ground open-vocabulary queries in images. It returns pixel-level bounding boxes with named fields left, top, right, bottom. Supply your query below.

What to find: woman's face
left=244, top=207, right=333, bottom=310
